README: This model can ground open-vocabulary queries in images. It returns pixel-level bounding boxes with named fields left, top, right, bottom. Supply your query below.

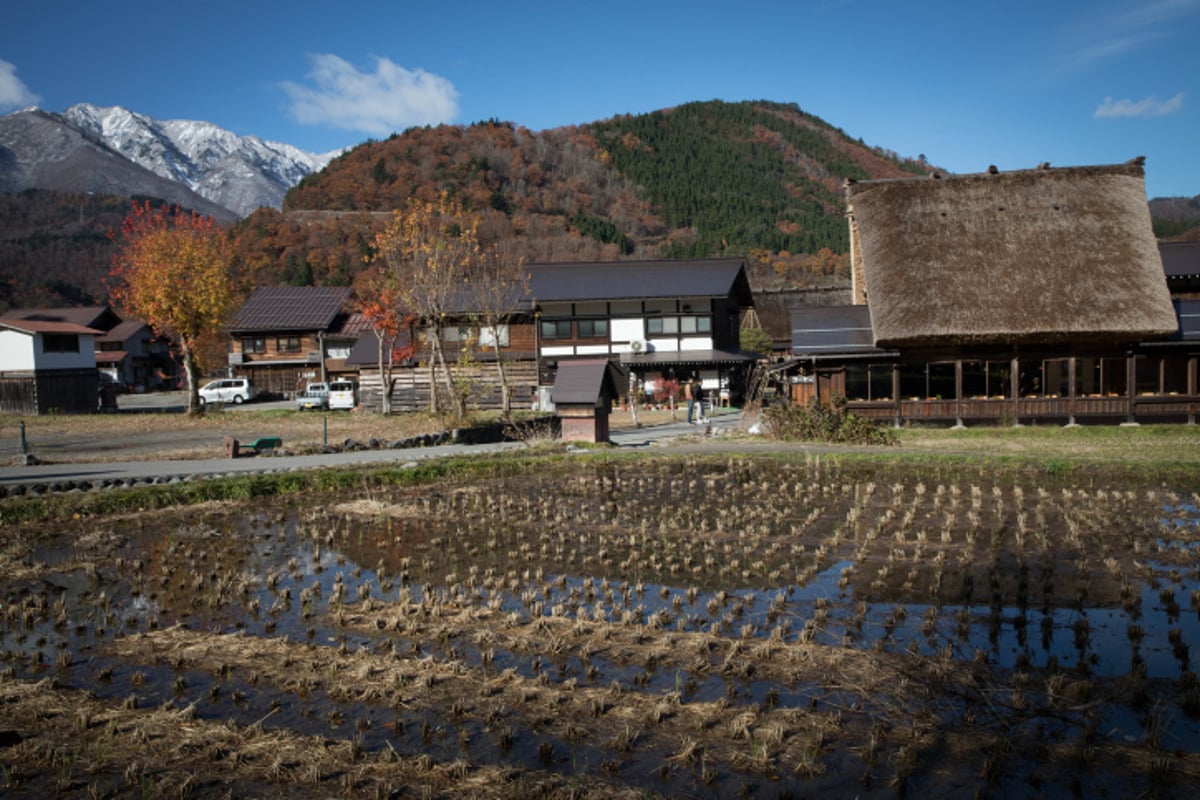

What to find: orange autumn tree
left=370, top=193, right=492, bottom=419
left=353, top=266, right=416, bottom=414
left=109, top=202, right=238, bottom=414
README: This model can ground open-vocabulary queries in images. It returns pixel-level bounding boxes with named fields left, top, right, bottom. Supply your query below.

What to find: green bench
left=223, top=436, right=282, bottom=458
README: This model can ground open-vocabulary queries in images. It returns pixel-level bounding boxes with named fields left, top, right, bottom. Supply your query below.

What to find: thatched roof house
left=846, top=159, right=1178, bottom=347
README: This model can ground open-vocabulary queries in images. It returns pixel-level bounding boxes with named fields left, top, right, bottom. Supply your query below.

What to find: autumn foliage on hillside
left=240, top=101, right=925, bottom=292
left=23, top=100, right=1190, bottom=311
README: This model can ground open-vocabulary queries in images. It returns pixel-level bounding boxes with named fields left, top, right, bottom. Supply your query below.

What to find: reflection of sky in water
left=5, top=480, right=1200, bottom=764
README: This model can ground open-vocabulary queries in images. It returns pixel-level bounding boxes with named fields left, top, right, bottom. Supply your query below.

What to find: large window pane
left=899, top=363, right=926, bottom=399
left=844, top=365, right=868, bottom=400
left=1018, top=359, right=1044, bottom=397
left=870, top=365, right=893, bottom=401
left=986, top=362, right=1012, bottom=398
left=962, top=361, right=986, bottom=398
left=929, top=363, right=956, bottom=400
left=1101, top=358, right=1128, bottom=396
left=1044, top=359, right=1070, bottom=397
left=1164, top=356, right=1190, bottom=395
left=1076, top=358, right=1100, bottom=396
left=1135, top=356, right=1161, bottom=395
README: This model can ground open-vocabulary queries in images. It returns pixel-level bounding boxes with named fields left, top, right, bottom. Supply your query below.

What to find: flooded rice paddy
left=3, top=455, right=1200, bottom=797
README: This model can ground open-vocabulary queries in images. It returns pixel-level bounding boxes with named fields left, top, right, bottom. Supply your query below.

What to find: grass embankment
left=4, top=422, right=1200, bottom=527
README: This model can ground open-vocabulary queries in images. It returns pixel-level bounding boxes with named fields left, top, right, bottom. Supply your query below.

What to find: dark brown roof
left=529, top=259, right=753, bottom=306
left=0, top=319, right=101, bottom=335
left=619, top=348, right=760, bottom=367
left=229, top=287, right=352, bottom=333
left=789, top=305, right=895, bottom=359
left=344, top=329, right=417, bottom=367
left=847, top=161, right=1178, bottom=347
left=754, top=288, right=853, bottom=345
left=1160, top=241, right=1200, bottom=278
left=97, top=319, right=149, bottom=344
left=328, top=312, right=373, bottom=338
left=551, top=359, right=622, bottom=405
left=1, top=305, right=120, bottom=332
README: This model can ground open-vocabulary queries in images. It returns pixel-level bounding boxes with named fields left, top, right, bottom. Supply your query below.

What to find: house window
left=899, top=363, right=927, bottom=400
left=241, top=337, right=266, bottom=354
left=480, top=325, right=510, bottom=347
left=442, top=326, right=473, bottom=343
left=845, top=365, right=868, bottom=400
left=1043, top=359, right=1071, bottom=397
left=1163, top=356, right=1190, bottom=394
left=540, top=320, right=572, bottom=339
left=43, top=333, right=79, bottom=353
left=647, top=317, right=680, bottom=335
left=276, top=336, right=301, bottom=353
left=99, top=341, right=122, bottom=352
left=928, top=362, right=956, bottom=400
left=847, top=364, right=895, bottom=401
left=577, top=319, right=608, bottom=338
left=652, top=316, right=705, bottom=335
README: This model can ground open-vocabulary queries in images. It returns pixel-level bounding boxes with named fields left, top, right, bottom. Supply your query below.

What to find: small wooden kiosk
left=551, top=359, right=622, bottom=443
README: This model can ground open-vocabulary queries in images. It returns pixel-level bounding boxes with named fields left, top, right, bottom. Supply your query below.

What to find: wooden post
left=1124, top=354, right=1138, bottom=425
left=1010, top=356, right=1021, bottom=427
left=953, top=359, right=965, bottom=429
left=892, top=363, right=901, bottom=429
left=1066, top=356, right=1078, bottom=427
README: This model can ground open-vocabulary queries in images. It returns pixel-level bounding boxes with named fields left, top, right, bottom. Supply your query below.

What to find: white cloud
left=1094, top=92, right=1185, bottom=118
left=0, top=60, right=40, bottom=110
left=1061, top=0, right=1199, bottom=73
left=281, top=54, right=458, bottom=136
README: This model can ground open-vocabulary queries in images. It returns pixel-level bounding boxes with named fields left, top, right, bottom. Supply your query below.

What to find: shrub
left=762, top=396, right=896, bottom=446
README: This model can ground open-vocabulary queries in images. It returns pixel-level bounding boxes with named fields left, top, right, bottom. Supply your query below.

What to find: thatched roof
left=846, top=161, right=1177, bottom=347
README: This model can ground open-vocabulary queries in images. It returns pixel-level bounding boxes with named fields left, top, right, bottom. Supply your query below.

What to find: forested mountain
left=238, top=100, right=929, bottom=292
left=1, top=99, right=1195, bottom=312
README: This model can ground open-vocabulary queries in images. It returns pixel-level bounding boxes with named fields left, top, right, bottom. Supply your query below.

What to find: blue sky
left=1, top=0, right=1197, bottom=198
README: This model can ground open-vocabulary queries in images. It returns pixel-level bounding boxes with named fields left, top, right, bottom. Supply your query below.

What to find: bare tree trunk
left=431, top=334, right=464, bottom=419
left=376, top=332, right=392, bottom=415
left=182, top=342, right=201, bottom=415
left=492, top=339, right=511, bottom=417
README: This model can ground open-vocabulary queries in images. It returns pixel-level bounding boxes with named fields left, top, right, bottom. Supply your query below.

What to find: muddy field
left=2, top=454, right=1200, bottom=797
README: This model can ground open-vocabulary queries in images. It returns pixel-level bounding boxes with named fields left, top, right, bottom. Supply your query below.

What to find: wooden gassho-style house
left=783, top=159, right=1196, bottom=425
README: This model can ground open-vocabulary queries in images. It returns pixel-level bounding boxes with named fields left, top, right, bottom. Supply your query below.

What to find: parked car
left=198, top=377, right=255, bottom=406
left=294, top=382, right=329, bottom=410
left=327, top=379, right=356, bottom=410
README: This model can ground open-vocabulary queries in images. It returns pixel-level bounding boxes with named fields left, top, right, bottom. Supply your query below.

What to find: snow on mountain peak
left=62, top=103, right=333, bottom=217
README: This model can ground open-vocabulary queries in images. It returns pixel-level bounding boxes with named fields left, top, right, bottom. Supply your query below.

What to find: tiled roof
left=328, top=312, right=373, bottom=338
left=551, top=359, right=622, bottom=405
left=0, top=320, right=101, bottom=335
left=789, top=306, right=890, bottom=358
left=529, top=259, right=753, bottom=305
left=1160, top=241, right=1200, bottom=278
left=229, top=286, right=352, bottom=333
left=97, top=319, right=148, bottom=343
left=1, top=306, right=119, bottom=331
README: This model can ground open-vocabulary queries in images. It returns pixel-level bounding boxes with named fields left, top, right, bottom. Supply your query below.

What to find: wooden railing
left=849, top=395, right=1199, bottom=424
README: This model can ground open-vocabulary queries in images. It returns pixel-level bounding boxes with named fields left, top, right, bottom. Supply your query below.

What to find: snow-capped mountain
left=63, top=103, right=339, bottom=217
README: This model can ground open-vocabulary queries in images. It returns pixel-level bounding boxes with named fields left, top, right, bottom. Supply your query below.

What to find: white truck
left=293, top=382, right=329, bottom=410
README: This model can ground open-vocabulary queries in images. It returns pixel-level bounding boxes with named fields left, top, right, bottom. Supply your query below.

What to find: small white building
left=0, top=319, right=101, bottom=413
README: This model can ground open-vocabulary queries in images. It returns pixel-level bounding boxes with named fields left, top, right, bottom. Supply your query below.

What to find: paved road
left=0, top=410, right=739, bottom=494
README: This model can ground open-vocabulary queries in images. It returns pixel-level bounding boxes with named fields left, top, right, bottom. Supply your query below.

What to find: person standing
left=686, top=375, right=702, bottom=423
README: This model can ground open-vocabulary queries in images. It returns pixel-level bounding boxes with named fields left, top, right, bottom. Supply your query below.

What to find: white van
left=327, top=380, right=356, bottom=410
left=198, top=377, right=255, bottom=406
